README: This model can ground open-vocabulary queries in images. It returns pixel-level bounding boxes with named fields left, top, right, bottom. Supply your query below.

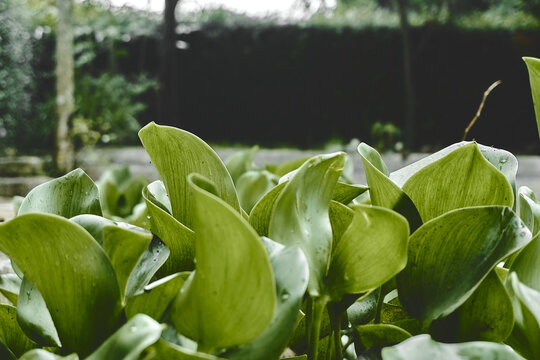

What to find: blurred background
left=2, top=0, right=540, bottom=175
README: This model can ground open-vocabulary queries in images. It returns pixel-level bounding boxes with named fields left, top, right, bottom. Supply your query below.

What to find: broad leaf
left=17, top=278, right=61, bottom=347
left=266, top=156, right=310, bottom=177
left=138, top=122, right=240, bottom=228
left=0, top=273, right=21, bottom=305
left=19, top=350, right=78, bottom=360
left=381, top=334, right=524, bottom=360
left=524, top=56, right=540, bottom=138
left=225, top=238, right=309, bottom=360
left=347, top=290, right=380, bottom=326
left=101, top=225, right=153, bottom=301
left=18, top=168, right=102, bottom=217
left=0, top=304, right=35, bottom=357
left=269, top=152, right=345, bottom=296
left=510, top=186, right=540, bottom=291
left=171, top=174, right=276, bottom=351
left=236, top=170, right=278, bottom=213
left=355, top=324, right=411, bottom=353
left=358, top=143, right=422, bottom=232
left=430, top=270, right=514, bottom=343
left=225, top=146, right=258, bottom=184
left=125, top=273, right=186, bottom=321
left=331, top=182, right=368, bottom=205
left=70, top=215, right=115, bottom=245
left=398, top=206, right=531, bottom=322
left=86, top=314, right=162, bottom=360
left=143, top=183, right=195, bottom=274
left=0, top=214, right=122, bottom=355
left=325, top=205, right=409, bottom=301
left=97, top=165, right=148, bottom=219
left=142, top=339, right=222, bottom=359
left=505, top=272, right=540, bottom=360
left=401, top=143, right=513, bottom=222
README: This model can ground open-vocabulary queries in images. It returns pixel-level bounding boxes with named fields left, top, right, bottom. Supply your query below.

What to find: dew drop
left=281, top=291, right=290, bottom=301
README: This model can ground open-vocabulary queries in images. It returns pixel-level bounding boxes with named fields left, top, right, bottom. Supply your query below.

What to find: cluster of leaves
left=2, top=58, right=540, bottom=359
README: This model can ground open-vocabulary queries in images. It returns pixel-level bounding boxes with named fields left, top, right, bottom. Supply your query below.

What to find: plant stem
left=333, top=326, right=342, bottom=360
left=374, top=288, right=384, bottom=324
left=307, top=295, right=329, bottom=360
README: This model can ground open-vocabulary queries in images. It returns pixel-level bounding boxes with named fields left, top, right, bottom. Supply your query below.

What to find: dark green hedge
left=25, top=24, right=540, bottom=152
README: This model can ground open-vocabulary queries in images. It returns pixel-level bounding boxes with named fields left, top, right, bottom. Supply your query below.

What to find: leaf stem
left=374, top=288, right=384, bottom=324
left=307, top=295, right=329, bottom=360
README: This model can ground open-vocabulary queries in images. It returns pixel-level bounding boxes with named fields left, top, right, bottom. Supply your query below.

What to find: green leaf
left=85, top=314, right=162, bottom=360
left=357, top=143, right=422, bottom=232
left=225, top=238, right=309, bottom=360
left=266, top=156, right=310, bottom=177
left=19, top=349, right=78, bottom=360
left=171, top=174, right=276, bottom=352
left=69, top=215, right=115, bottom=245
left=325, top=205, right=409, bottom=301
left=355, top=324, right=411, bottom=353
left=381, top=334, right=524, bottom=360
left=429, top=270, right=514, bottom=343
left=524, top=56, right=540, bottom=138
left=249, top=182, right=287, bottom=237
left=97, top=165, right=149, bottom=219
left=236, top=170, right=278, bottom=214
left=142, top=339, right=222, bottom=359
left=143, top=182, right=195, bottom=275
left=102, top=225, right=154, bottom=301
left=269, top=152, right=346, bottom=296
left=510, top=187, right=540, bottom=292
left=401, top=143, right=513, bottom=222
left=347, top=290, right=379, bottom=326
left=397, top=206, right=531, bottom=322
left=125, top=273, right=186, bottom=321
left=138, top=122, right=240, bottom=228
left=18, top=168, right=102, bottom=217
left=331, top=182, right=368, bottom=205
left=0, top=304, right=35, bottom=357
left=0, top=214, right=122, bottom=355
left=17, top=278, right=61, bottom=347
left=0, top=273, right=21, bottom=305
left=505, top=272, right=540, bottom=360
left=225, top=146, right=258, bottom=184
left=0, top=341, right=15, bottom=360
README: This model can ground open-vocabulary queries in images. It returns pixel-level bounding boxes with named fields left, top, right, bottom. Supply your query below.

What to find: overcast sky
left=108, top=0, right=307, bottom=16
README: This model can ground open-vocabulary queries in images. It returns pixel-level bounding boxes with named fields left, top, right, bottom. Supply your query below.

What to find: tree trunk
left=394, top=0, right=416, bottom=150
left=55, top=0, right=75, bottom=173
left=159, top=0, right=179, bottom=124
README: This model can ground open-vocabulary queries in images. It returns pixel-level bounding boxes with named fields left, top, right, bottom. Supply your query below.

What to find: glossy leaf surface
left=19, top=350, right=78, bottom=360
left=102, top=225, right=153, bottom=301
left=0, top=274, right=20, bottom=305
left=269, top=152, right=345, bottom=296
left=355, top=324, right=411, bottom=353
left=143, top=340, right=222, bottom=359
left=402, top=143, right=513, bottom=222
left=18, top=168, right=101, bottom=217
left=236, top=170, right=278, bottom=213
left=430, top=270, right=514, bottom=343
left=398, top=206, right=531, bottom=322
left=381, top=334, right=524, bottom=360
left=524, top=56, right=540, bottom=138
left=139, top=122, right=240, bottom=228
left=17, top=278, right=61, bottom=347
left=0, top=304, right=35, bottom=357
left=143, top=182, right=195, bottom=274
left=505, top=272, right=540, bottom=360
left=0, top=214, right=121, bottom=354
left=171, top=174, right=276, bottom=351
left=125, top=273, right=186, bottom=321
left=358, top=143, right=422, bottom=232
left=85, top=314, right=162, bottom=360
left=226, top=238, right=309, bottom=360
left=325, top=205, right=409, bottom=301
left=225, top=146, right=258, bottom=184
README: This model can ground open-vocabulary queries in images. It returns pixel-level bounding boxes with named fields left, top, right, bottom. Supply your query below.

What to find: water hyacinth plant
left=1, top=58, right=540, bottom=359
